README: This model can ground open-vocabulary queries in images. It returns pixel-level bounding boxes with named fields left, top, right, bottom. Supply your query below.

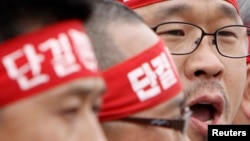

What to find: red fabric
left=99, top=39, right=182, bottom=122
left=244, top=23, right=250, bottom=64
left=117, top=0, right=164, bottom=9
left=247, top=36, right=250, bottom=64
left=247, top=55, right=250, bottom=64
left=117, top=0, right=239, bottom=13
left=0, top=20, right=101, bottom=107
left=225, top=0, right=239, bottom=13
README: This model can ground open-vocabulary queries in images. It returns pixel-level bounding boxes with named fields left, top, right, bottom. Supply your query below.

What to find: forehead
left=135, top=0, right=242, bottom=27
left=110, top=22, right=158, bottom=58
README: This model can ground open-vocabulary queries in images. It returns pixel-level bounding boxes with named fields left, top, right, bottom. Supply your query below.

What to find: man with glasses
left=85, top=0, right=191, bottom=141
left=118, top=0, right=249, bottom=141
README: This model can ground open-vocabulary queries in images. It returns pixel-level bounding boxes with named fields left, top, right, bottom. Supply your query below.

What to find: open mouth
left=190, top=103, right=217, bottom=124
left=189, top=95, right=224, bottom=125
left=188, top=95, right=225, bottom=135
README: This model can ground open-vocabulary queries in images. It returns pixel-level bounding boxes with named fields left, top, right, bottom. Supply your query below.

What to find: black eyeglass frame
left=152, top=21, right=250, bottom=58
left=119, top=107, right=192, bottom=133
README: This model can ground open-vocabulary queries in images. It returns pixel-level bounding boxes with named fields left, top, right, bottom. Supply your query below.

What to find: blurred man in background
left=85, top=0, right=191, bottom=141
left=0, top=0, right=107, bottom=141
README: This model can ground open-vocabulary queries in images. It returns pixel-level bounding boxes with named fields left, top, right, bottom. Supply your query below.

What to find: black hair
left=0, top=0, right=93, bottom=42
left=85, top=0, right=143, bottom=70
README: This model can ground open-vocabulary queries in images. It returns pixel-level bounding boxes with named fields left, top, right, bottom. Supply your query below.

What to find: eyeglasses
left=119, top=107, right=192, bottom=133
left=152, top=22, right=250, bottom=58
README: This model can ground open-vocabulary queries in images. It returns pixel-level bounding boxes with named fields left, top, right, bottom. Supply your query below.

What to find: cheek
left=30, top=110, right=103, bottom=141
left=130, top=127, right=182, bottom=141
left=171, top=56, right=185, bottom=77
left=103, top=121, right=182, bottom=141
left=0, top=115, right=65, bottom=141
left=79, top=111, right=105, bottom=140
left=34, top=117, right=68, bottom=141
left=0, top=105, right=73, bottom=141
left=223, top=60, right=247, bottom=119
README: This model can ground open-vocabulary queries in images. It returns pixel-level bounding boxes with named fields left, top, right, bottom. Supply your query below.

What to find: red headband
left=0, top=20, right=100, bottom=107
left=247, top=36, right=250, bottom=64
left=245, top=23, right=250, bottom=64
left=248, top=55, right=250, bottom=64
left=118, top=0, right=239, bottom=13
left=99, top=39, right=182, bottom=122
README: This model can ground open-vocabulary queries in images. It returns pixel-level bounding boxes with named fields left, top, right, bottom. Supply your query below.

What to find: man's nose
left=184, top=36, right=225, bottom=80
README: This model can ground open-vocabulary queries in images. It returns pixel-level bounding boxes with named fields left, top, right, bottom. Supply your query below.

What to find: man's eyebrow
left=62, top=86, right=106, bottom=98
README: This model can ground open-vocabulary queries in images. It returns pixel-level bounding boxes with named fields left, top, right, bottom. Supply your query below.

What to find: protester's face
left=0, top=78, right=107, bottom=141
left=101, top=22, right=190, bottom=141
left=135, top=0, right=247, bottom=141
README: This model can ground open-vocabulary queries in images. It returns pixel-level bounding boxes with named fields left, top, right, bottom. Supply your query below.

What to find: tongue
left=191, top=104, right=213, bottom=122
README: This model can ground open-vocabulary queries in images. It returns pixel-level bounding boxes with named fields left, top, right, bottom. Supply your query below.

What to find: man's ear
left=241, top=64, right=250, bottom=119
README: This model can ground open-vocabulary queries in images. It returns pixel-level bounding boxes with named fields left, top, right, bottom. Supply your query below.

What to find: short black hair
left=85, top=0, right=143, bottom=70
left=0, top=0, right=93, bottom=42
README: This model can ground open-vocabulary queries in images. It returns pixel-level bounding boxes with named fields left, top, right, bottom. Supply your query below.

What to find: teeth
left=205, top=119, right=213, bottom=125
left=205, top=116, right=214, bottom=125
